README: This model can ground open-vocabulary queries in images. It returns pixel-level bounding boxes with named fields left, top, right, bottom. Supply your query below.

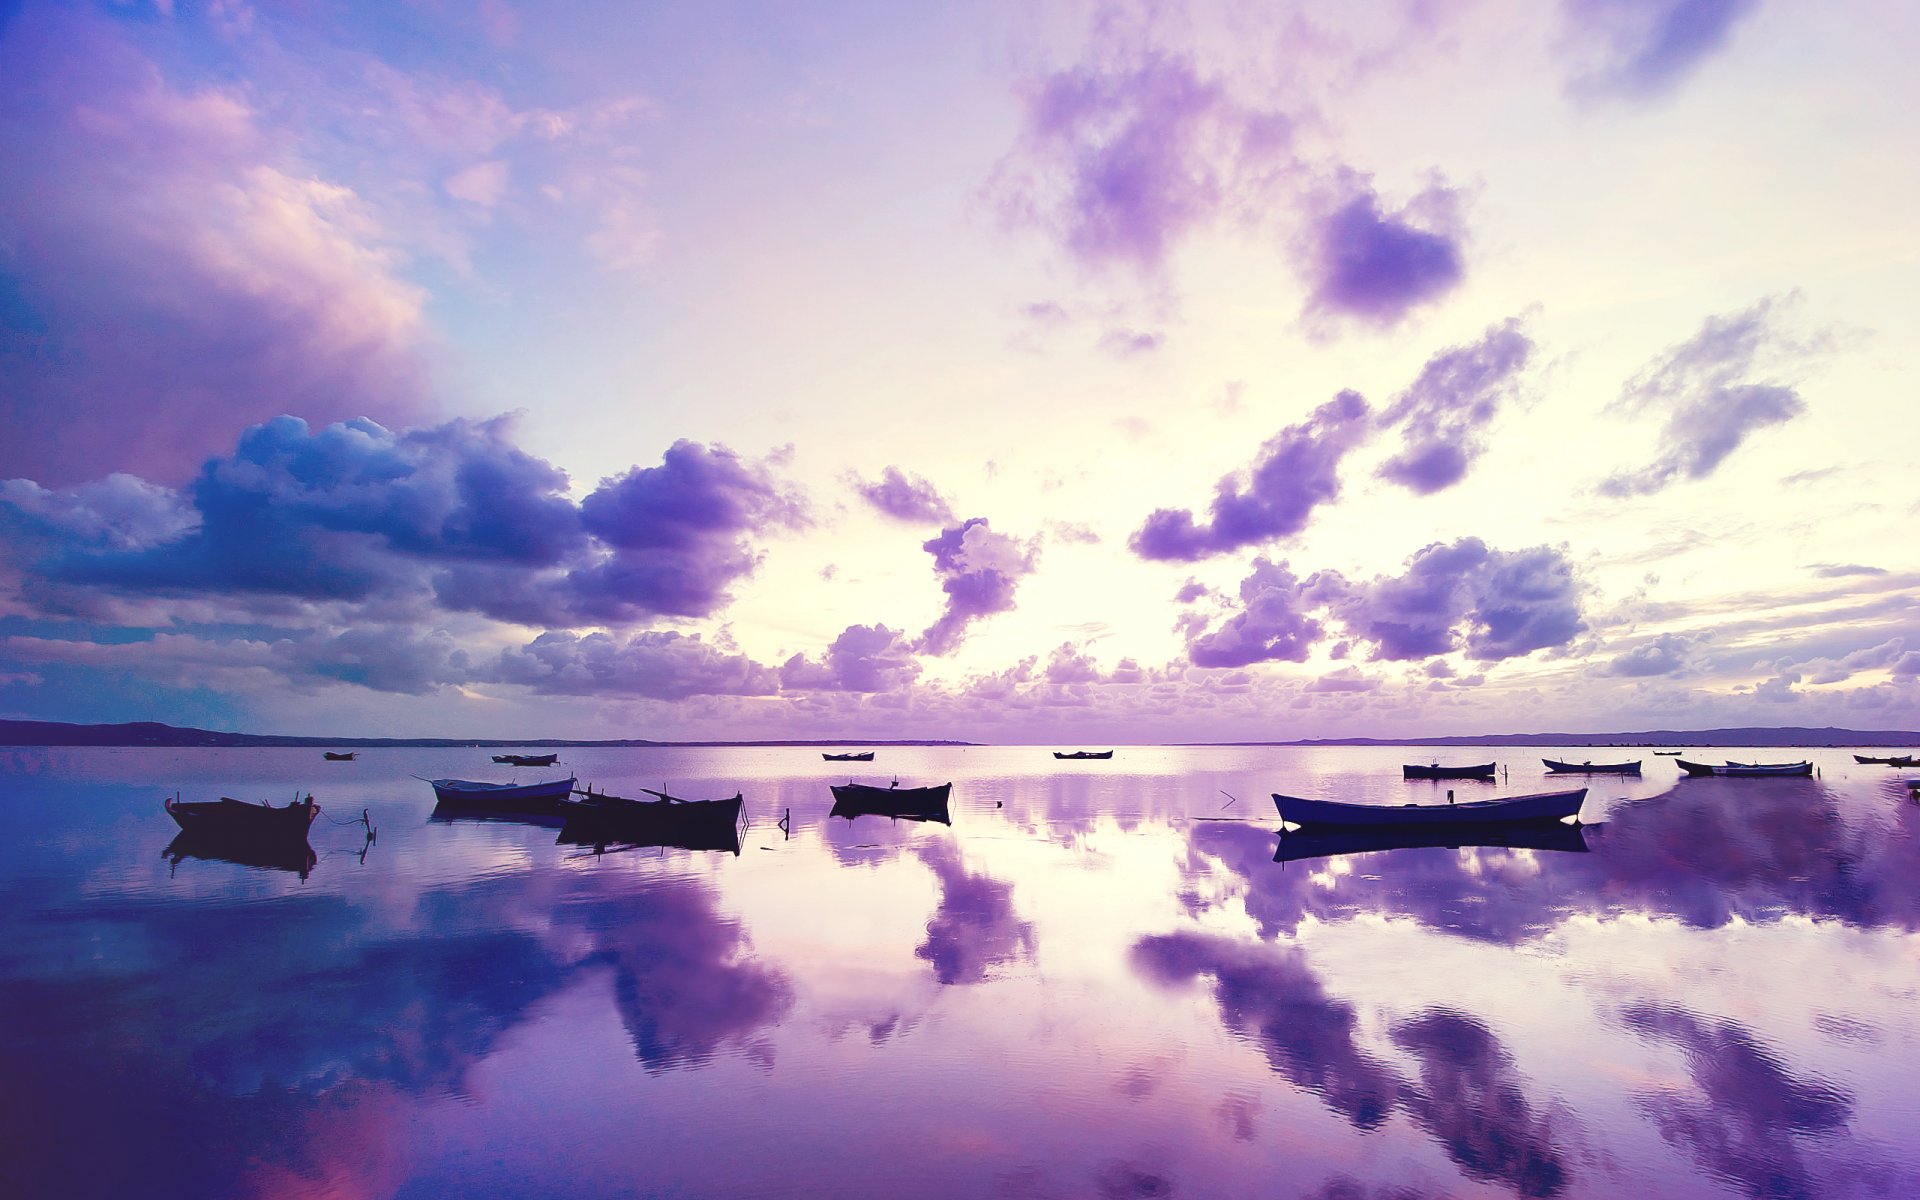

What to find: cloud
left=915, top=840, right=1036, bottom=986
left=916, top=518, right=1038, bottom=655
left=850, top=467, right=955, bottom=524
left=1809, top=563, right=1886, bottom=579
left=1605, top=631, right=1702, bottom=677
left=494, top=630, right=778, bottom=699
left=1377, top=318, right=1534, bottom=493
left=1563, top=0, right=1764, bottom=100
left=1187, top=558, right=1324, bottom=668
left=1299, top=177, right=1467, bottom=329
left=1599, top=297, right=1817, bottom=497
left=1131, top=390, right=1372, bottom=561
left=780, top=624, right=921, bottom=693
left=1391, top=1011, right=1571, bottom=1197
left=0, top=7, right=432, bottom=485
left=1098, top=328, right=1165, bottom=356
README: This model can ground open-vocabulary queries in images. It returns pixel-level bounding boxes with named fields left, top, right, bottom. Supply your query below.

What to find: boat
left=559, top=786, right=744, bottom=854
left=1854, top=754, right=1917, bottom=766
left=427, top=775, right=578, bottom=814
left=829, top=781, right=952, bottom=824
left=1054, top=750, right=1114, bottom=760
left=1542, top=758, right=1641, bottom=775
left=165, top=831, right=318, bottom=879
left=164, top=793, right=319, bottom=838
left=1273, top=787, right=1585, bottom=830
left=822, top=751, right=875, bottom=761
left=1402, top=763, right=1497, bottom=780
left=492, top=752, right=560, bottom=766
left=1674, top=760, right=1813, bottom=777
left=1653, top=750, right=1684, bottom=756
left=323, top=751, right=356, bottom=761
left=1274, top=821, right=1590, bottom=864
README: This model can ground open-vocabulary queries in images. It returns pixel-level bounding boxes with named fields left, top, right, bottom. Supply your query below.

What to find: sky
left=0, top=0, right=1916, bottom=742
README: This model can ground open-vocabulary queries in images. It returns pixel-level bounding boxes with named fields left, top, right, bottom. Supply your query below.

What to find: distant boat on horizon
left=1675, top=760, right=1813, bottom=777
left=1543, top=758, right=1641, bottom=775
left=823, top=751, right=874, bottom=761
left=493, top=752, right=559, bottom=766
left=1653, top=750, right=1684, bottom=755
left=1402, top=762, right=1498, bottom=780
left=323, top=751, right=355, bottom=761
left=1275, top=787, right=1585, bottom=830
left=1053, top=750, right=1113, bottom=760
left=1854, top=753, right=1916, bottom=766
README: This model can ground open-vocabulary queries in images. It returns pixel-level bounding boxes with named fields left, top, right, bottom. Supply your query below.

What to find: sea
left=1, top=743, right=1916, bottom=1199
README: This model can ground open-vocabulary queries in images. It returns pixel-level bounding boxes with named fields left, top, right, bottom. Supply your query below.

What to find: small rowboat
left=1274, top=820, right=1590, bottom=864
left=1402, top=762, right=1497, bottom=780
left=1054, top=750, right=1114, bottom=760
left=164, top=794, right=319, bottom=838
left=829, top=781, right=952, bottom=824
left=1653, top=750, right=1684, bottom=756
left=492, top=752, right=560, bottom=766
left=1854, top=754, right=1916, bottom=766
left=1542, top=758, right=1641, bottom=775
left=822, top=751, right=874, bottom=761
left=323, top=751, right=356, bottom=761
left=1274, top=787, right=1585, bottom=830
left=561, top=786, right=744, bottom=854
left=1674, top=760, right=1813, bottom=777
left=428, top=775, right=577, bottom=814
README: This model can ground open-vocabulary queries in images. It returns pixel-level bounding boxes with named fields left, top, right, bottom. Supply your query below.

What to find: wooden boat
left=165, top=831, right=318, bottom=878
left=1273, top=787, right=1585, bottom=830
left=1402, top=762, right=1497, bottom=780
left=829, top=781, right=952, bottom=824
left=822, top=751, right=875, bottom=761
left=323, top=751, right=356, bottom=761
left=492, top=752, right=560, bottom=766
left=428, top=775, right=577, bottom=814
left=1542, top=758, right=1641, bottom=775
left=559, top=786, right=743, bottom=854
left=1674, top=759, right=1813, bottom=777
left=164, top=793, right=319, bottom=838
left=1653, top=750, right=1683, bottom=756
left=1274, top=821, right=1589, bottom=864
left=1054, top=750, right=1114, bottom=760
left=1854, top=754, right=1917, bottom=766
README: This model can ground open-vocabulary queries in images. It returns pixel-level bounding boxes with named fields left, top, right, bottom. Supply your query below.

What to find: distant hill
left=0, top=720, right=973, bottom=749
left=1268, top=726, right=1920, bottom=748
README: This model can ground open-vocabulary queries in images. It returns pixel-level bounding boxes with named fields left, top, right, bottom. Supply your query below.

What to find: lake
left=2, top=744, right=1917, bottom=1198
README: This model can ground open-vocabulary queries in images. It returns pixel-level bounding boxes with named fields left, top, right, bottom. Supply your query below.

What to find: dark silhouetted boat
left=165, top=831, right=318, bottom=879
left=428, top=775, right=577, bottom=815
left=1653, top=750, right=1684, bottom=756
left=1854, top=754, right=1916, bottom=766
left=492, top=752, right=560, bottom=766
left=830, top=781, right=952, bottom=824
left=1053, top=750, right=1114, bottom=760
left=1274, top=820, right=1590, bottom=864
left=164, top=793, right=319, bottom=838
left=1675, top=759, right=1813, bottom=777
left=559, top=786, right=744, bottom=855
left=1274, top=787, right=1585, bottom=830
left=822, top=751, right=875, bottom=761
left=323, top=751, right=355, bottom=761
left=1542, top=758, right=1641, bottom=775
left=1402, top=762, right=1497, bottom=780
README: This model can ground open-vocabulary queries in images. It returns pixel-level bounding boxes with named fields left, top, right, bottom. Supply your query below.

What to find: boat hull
left=164, top=796, right=318, bottom=838
left=1274, top=787, right=1585, bottom=830
left=492, top=753, right=559, bottom=766
left=1674, top=760, right=1813, bottom=777
left=822, top=752, right=874, bottom=761
left=1402, top=763, right=1497, bottom=780
left=829, top=782, right=952, bottom=824
left=429, top=775, right=577, bottom=813
left=1054, top=751, right=1114, bottom=760
left=1542, top=758, right=1641, bottom=774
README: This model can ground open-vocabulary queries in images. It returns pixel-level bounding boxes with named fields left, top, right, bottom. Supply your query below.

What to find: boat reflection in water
left=558, top=786, right=744, bottom=856
left=829, top=781, right=953, bottom=825
left=1274, top=820, right=1591, bottom=864
left=163, top=830, right=320, bottom=880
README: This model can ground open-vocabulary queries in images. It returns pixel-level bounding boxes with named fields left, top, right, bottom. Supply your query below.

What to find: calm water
left=2, top=744, right=1918, bottom=1199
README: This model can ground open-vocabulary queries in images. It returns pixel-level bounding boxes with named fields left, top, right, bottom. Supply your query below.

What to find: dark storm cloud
left=1300, top=179, right=1466, bottom=328
left=916, top=518, right=1038, bottom=655
left=1377, top=318, right=1534, bottom=493
left=1130, top=391, right=1372, bottom=562
left=1599, top=297, right=1813, bottom=497
left=780, top=623, right=922, bottom=693
left=493, top=630, right=779, bottom=699
left=851, top=466, right=955, bottom=524
left=1563, top=0, right=1764, bottom=99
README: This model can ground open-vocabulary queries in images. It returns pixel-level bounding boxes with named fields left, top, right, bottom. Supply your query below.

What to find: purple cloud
left=1131, top=390, right=1372, bottom=562
left=1391, top=1011, right=1570, bottom=1197
left=915, top=840, right=1036, bottom=986
left=1300, top=179, right=1466, bottom=328
left=1187, top=559, right=1324, bottom=668
left=1377, top=318, right=1534, bottom=493
left=1606, top=632, right=1702, bottom=677
left=780, top=624, right=921, bottom=693
left=1563, top=0, right=1764, bottom=99
left=851, top=467, right=955, bottom=524
left=1600, top=297, right=1814, bottom=497
left=916, top=518, right=1037, bottom=655
left=0, top=8, right=432, bottom=485
left=494, top=630, right=778, bottom=699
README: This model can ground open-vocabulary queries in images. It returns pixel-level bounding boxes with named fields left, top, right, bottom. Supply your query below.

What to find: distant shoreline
left=1, top=719, right=1916, bottom=750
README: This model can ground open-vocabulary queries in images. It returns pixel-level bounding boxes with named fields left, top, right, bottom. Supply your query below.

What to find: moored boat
left=1653, top=750, right=1684, bottom=756
left=1274, top=820, right=1590, bottom=864
left=428, top=775, right=577, bottom=814
left=1854, top=754, right=1917, bottom=766
left=1274, top=787, right=1585, bottom=830
left=1542, top=758, right=1641, bottom=775
left=492, top=752, right=560, bottom=766
left=323, top=751, right=355, bottom=761
left=1053, top=750, right=1114, bottom=760
left=822, top=751, right=875, bottom=761
left=561, top=786, right=744, bottom=854
left=829, top=781, right=952, bottom=824
left=164, top=793, right=319, bottom=838
left=1674, top=759, right=1813, bottom=777
left=1402, top=762, right=1497, bottom=780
